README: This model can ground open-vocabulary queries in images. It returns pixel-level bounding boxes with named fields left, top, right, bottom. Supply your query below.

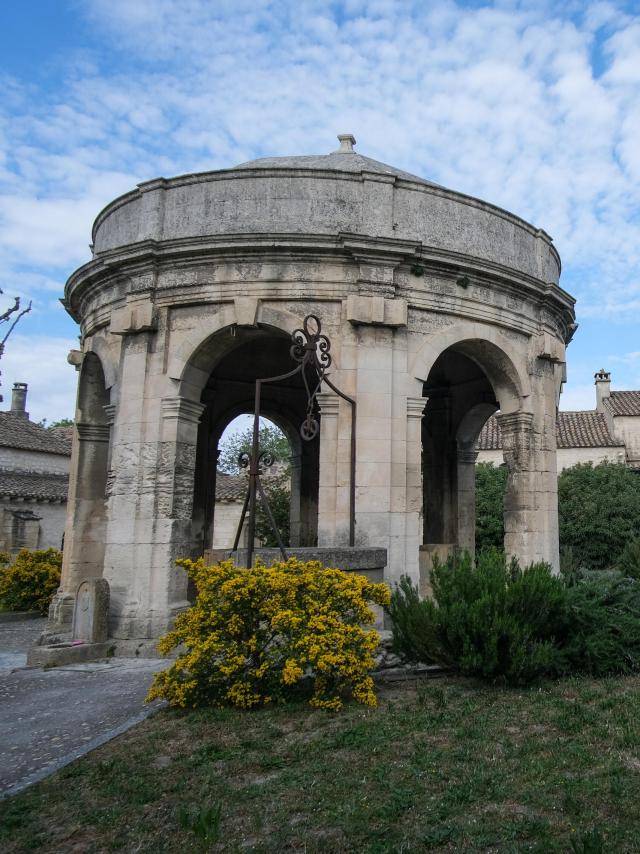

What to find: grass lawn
left=2, top=674, right=640, bottom=852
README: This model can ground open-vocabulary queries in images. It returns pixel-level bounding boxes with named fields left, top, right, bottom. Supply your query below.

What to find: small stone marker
left=72, top=579, right=110, bottom=643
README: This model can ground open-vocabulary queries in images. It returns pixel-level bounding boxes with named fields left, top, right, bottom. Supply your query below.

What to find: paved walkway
left=0, top=617, right=167, bottom=797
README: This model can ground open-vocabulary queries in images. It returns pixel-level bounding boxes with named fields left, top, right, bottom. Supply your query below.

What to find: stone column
left=456, top=447, right=479, bottom=555
left=103, top=394, right=205, bottom=640
left=48, top=421, right=110, bottom=634
left=403, top=396, right=426, bottom=585
left=354, top=326, right=394, bottom=553
left=316, top=392, right=340, bottom=546
left=500, top=410, right=558, bottom=570
left=288, top=452, right=303, bottom=547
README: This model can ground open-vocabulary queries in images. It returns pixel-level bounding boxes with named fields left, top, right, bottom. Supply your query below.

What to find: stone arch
left=187, top=319, right=322, bottom=556
left=171, top=303, right=308, bottom=399
left=410, top=324, right=530, bottom=415
left=419, top=333, right=524, bottom=560
left=83, top=332, right=118, bottom=392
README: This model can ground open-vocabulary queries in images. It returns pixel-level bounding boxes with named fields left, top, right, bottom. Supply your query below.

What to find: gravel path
left=0, top=617, right=167, bottom=797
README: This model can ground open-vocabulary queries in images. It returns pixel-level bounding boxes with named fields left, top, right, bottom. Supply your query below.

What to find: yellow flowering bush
left=0, top=548, right=62, bottom=614
left=147, top=557, right=390, bottom=711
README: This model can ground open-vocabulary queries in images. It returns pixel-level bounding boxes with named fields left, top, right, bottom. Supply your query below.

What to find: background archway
left=190, top=326, right=320, bottom=555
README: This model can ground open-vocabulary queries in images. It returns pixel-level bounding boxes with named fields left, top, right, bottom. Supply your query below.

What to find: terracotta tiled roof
left=477, top=416, right=502, bottom=450
left=557, top=412, right=621, bottom=448
left=0, top=414, right=72, bottom=455
left=604, top=392, right=640, bottom=417
left=0, top=470, right=69, bottom=501
left=215, top=472, right=247, bottom=502
left=477, top=411, right=623, bottom=451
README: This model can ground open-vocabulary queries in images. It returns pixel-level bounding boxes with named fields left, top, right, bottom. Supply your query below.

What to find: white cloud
left=1, top=334, right=78, bottom=424
left=559, top=383, right=597, bottom=411
left=0, top=0, right=639, bottom=416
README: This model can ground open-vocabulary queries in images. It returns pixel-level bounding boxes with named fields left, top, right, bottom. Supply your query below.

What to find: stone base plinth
left=27, top=641, right=115, bottom=667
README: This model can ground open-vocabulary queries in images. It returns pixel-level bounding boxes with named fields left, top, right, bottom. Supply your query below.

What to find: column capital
left=76, top=422, right=110, bottom=442
left=458, top=448, right=479, bottom=464
left=498, top=411, right=534, bottom=471
left=406, top=396, right=427, bottom=419
left=497, top=411, right=534, bottom=434
left=316, top=392, right=340, bottom=417
left=161, top=396, right=205, bottom=424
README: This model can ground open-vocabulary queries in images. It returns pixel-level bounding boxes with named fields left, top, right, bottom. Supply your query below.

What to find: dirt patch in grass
left=2, top=676, right=640, bottom=852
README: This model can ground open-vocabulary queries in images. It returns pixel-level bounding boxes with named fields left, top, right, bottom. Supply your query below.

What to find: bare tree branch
left=1, top=299, right=32, bottom=349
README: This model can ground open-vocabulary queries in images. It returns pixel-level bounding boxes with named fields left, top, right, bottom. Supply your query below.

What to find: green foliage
left=558, top=462, right=640, bottom=570
left=558, top=572, right=640, bottom=677
left=474, top=463, right=508, bottom=552
left=47, top=418, right=74, bottom=429
left=218, top=421, right=290, bottom=474
left=148, top=557, right=390, bottom=711
left=389, top=550, right=566, bottom=685
left=615, top=537, right=640, bottom=580
left=475, top=461, right=640, bottom=571
left=0, top=548, right=62, bottom=614
left=255, top=471, right=291, bottom=547
left=177, top=802, right=222, bottom=848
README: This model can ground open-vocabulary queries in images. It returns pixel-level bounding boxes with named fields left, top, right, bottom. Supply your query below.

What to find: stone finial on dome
left=336, top=134, right=356, bottom=153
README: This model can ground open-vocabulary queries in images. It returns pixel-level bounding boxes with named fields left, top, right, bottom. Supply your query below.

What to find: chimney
left=594, top=369, right=611, bottom=412
left=10, top=382, right=29, bottom=419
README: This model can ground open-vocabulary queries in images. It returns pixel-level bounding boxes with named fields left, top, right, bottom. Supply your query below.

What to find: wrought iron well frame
left=232, top=314, right=356, bottom=567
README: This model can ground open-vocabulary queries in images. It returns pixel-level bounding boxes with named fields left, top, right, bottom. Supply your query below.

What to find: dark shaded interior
left=192, top=328, right=320, bottom=553
left=422, top=347, right=498, bottom=547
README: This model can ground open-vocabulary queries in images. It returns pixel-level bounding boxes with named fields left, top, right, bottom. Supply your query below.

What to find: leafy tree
left=475, top=463, right=508, bottom=552
left=475, top=460, right=640, bottom=571
left=255, top=471, right=291, bottom=547
left=48, top=418, right=74, bottom=429
left=558, top=462, right=640, bottom=570
left=218, top=421, right=290, bottom=474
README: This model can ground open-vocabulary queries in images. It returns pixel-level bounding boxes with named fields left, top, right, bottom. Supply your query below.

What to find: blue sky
left=1, top=0, right=639, bottom=422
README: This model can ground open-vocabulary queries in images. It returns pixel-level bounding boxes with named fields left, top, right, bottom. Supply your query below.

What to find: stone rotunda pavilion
left=47, top=134, right=576, bottom=648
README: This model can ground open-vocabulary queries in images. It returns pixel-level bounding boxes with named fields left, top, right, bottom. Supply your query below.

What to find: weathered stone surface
left=47, top=136, right=575, bottom=649
left=72, top=578, right=110, bottom=643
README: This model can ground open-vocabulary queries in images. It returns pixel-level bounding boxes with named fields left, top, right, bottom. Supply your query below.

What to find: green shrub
left=558, top=462, right=640, bottom=570
left=0, top=548, right=62, bottom=614
left=475, top=463, right=508, bottom=552
left=557, top=571, right=640, bottom=676
left=615, top=537, right=640, bottom=580
left=148, top=558, right=391, bottom=711
left=389, top=550, right=566, bottom=685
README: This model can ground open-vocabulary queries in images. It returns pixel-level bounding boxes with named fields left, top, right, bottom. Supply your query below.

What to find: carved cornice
left=161, top=397, right=205, bottom=424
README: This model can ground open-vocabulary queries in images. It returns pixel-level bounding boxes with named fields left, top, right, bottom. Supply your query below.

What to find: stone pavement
left=0, top=616, right=167, bottom=797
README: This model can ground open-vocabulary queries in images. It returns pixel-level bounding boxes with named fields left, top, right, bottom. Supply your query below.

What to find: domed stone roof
left=234, top=134, right=439, bottom=187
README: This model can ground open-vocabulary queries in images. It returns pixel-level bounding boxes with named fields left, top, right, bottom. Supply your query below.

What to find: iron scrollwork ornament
left=290, top=314, right=331, bottom=441
left=232, top=313, right=356, bottom=567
